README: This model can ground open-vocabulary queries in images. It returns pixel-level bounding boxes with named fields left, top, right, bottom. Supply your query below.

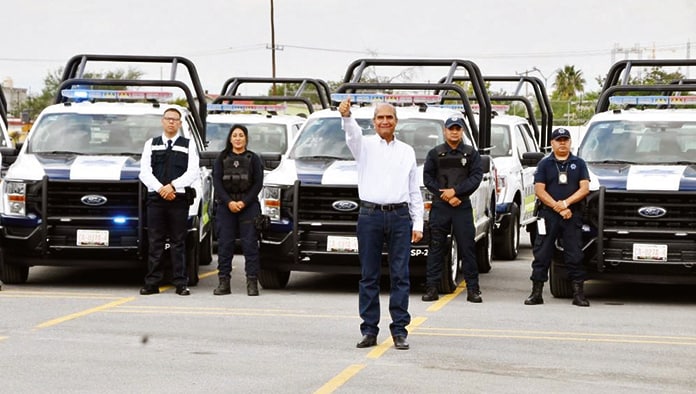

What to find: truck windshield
left=578, top=120, right=696, bottom=164
left=207, top=122, right=288, bottom=154
left=290, top=116, right=447, bottom=163
left=27, top=113, right=164, bottom=155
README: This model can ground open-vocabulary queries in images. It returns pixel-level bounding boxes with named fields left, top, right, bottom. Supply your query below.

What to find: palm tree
left=553, top=65, right=586, bottom=100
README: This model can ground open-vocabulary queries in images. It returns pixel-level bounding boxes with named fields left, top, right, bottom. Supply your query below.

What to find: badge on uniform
left=460, top=158, right=467, bottom=167
left=558, top=171, right=568, bottom=185
left=233, top=160, right=240, bottom=168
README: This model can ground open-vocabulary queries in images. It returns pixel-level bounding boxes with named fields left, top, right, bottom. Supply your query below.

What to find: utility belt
left=360, top=201, right=408, bottom=211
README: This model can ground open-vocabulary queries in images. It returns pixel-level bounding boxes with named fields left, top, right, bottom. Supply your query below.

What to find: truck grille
left=296, top=184, right=360, bottom=222
left=596, top=190, right=696, bottom=230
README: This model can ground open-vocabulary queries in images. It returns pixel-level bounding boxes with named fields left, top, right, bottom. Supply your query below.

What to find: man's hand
left=448, top=196, right=462, bottom=207
left=338, top=97, right=352, bottom=117
left=560, top=208, right=573, bottom=220
left=158, top=184, right=176, bottom=201
left=411, top=230, right=423, bottom=243
left=439, top=188, right=456, bottom=202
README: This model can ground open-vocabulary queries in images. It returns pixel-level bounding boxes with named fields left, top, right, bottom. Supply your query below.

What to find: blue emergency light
left=609, top=95, right=696, bottom=106
left=61, top=89, right=173, bottom=101
left=207, top=103, right=287, bottom=112
left=331, top=93, right=442, bottom=104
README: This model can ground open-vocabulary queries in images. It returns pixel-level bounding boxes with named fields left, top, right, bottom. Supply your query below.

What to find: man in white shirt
left=339, top=98, right=423, bottom=350
left=138, top=107, right=200, bottom=296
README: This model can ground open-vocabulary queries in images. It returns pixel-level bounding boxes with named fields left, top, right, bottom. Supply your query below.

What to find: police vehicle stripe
left=626, top=165, right=686, bottom=191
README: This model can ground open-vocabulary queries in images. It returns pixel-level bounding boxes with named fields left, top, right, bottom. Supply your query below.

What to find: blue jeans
left=357, top=205, right=412, bottom=338
left=426, top=201, right=478, bottom=289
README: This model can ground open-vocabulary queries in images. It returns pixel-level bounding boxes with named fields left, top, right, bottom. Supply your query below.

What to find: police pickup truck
left=0, top=54, right=214, bottom=285
left=203, top=77, right=332, bottom=171
left=259, top=63, right=496, bottom=293
left=550, top=59, right=696, bottom=297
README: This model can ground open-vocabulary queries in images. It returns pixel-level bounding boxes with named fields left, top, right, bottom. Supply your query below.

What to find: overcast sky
left=2, top=0, right=695, bottom=96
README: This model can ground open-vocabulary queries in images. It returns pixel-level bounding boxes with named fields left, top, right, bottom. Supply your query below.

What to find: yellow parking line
left=34, top=296, right=136, bottom=330
left=313, top=364, right=366, bottom=394
left=426, top=282, right=466, bottom=312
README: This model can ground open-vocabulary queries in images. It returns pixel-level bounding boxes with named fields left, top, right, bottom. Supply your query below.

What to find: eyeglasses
left=163, top=117, right=181, bottom=123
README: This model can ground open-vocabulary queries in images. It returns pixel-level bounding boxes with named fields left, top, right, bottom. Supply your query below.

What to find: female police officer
left=213, top=124, right=264, bottom=296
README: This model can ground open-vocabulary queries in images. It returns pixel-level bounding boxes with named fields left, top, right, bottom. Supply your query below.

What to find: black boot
left=421, top=286, right=439, bottom=302
left=572, top=281, right=590, bottom=307
left=247, top=277, right=259, bottom=296
left=466, top=287, right=482, bottom=303
left=524, top=281, right=544, bottom=305
left=213, top=277, right=231, bottom=295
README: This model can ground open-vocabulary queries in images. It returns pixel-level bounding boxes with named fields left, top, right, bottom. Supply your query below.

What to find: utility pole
left=270, top=0, right=277, bottom=95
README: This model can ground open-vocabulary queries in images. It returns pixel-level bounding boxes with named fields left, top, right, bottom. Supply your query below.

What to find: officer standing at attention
left=139, top=107, right=200, bottom=296
left=525, top=127, right=590, bottom=307
left=339, top=97, right=424, bottom=351
left=212, top=124, right=264, bottom=296
left=422, top=116, right=484, bottom=303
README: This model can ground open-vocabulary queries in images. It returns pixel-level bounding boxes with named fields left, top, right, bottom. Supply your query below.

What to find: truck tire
left=439, top=235, right=460, bottom=293
left=550, top=254, right=573, bottom=298
left=0, top=250, right=29, bottom=284
left=476, top=219, right=493, bottom=274
left=258, top=268, right=290, bottom=289
left=495, top=203, right=520, bottom=260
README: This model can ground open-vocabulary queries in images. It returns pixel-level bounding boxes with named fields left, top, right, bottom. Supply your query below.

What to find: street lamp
left=531, top=67, right=561, bottom=89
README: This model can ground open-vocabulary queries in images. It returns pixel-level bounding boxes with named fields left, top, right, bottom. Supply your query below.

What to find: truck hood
left=6, top=153, right=140, bottom=181
left=588, top=163, right=696, bottom=192
left=265, top=158, right=424, bottom=186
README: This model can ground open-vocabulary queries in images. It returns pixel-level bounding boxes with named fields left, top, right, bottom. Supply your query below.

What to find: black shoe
left=175, top=285, right=191, bottom=296
left=421, top=286, right=439, bottom=302
left=467, top=288, right=482, bottom=303
left=356, top=334, right=377, bottom=348
left=213, top=278, right=231, bottom=296
left=246, top=278, right=259, bottom=296
left=392, top=336, right=410, bottom=350
left=139, top=285, right=159, bottom=295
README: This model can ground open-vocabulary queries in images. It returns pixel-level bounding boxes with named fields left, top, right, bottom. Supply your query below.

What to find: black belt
left=361, top=201, right=408, bottom=211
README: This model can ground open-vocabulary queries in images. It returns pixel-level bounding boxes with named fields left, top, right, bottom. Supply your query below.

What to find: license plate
left=76, top=229, right=109, bottom=247
left=632, top=243, right=667, bottom=262
left=326, top=235, right=358, bottom=252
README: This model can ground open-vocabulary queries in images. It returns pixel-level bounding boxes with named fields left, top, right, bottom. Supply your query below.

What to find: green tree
left=552, top=65, right=586, bottom=100
left=19, top=68, right=143, bottom=121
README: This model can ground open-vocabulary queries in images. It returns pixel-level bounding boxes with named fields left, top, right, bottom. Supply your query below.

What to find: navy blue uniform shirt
left=534, top=153, right=590, bottom=204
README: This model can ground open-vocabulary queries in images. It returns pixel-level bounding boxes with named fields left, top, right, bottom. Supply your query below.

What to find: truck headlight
left=4, top=181, right=27, bottom=216
left=262, top=186, right=281, bottom=220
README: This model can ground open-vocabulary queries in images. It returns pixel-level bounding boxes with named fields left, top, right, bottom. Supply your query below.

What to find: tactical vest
left=222, top=151, right=254, bottom=200
left=435, top=143, right=474, bottom=188
left=150, top=136, right=191, bottom=185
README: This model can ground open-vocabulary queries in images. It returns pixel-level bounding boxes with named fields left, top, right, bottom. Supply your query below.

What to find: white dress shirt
left=343, top=117, right=424, bottom=232
left=139, top=134, right=200, bottom=193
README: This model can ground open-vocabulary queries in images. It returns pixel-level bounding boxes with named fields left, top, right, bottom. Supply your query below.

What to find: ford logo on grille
left=81, top=195, right=108, bottom=206
left=637, top=206, right=667, bottom=218
left=332, top=200, right=359, bottom=212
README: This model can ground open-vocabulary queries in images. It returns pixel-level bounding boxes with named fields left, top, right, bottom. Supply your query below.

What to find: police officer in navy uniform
left=139, top=107, right=200, bottom=296
left=525, top=127, right=591, bottom=307
left=422, top=116, right=484, bottom=303
left=212, top=124, right=264, bottom=296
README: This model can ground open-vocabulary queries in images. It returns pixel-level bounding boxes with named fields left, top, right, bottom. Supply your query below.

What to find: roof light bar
left=609, top=95, right=696, bottom=106
left=207, top=103, right=288, bottom=112
left=61, top=89, right=173, bottom=100
left=331, top=93, right=441, bottom=104
left=433, top=104, right=510, bottom=112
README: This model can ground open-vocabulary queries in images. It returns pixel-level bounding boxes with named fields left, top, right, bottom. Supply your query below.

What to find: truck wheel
left=550, top=254, right=573, bottom=298
left=439, top=235, right=460, bottom=293
left=0, top=250, right=29, bottom=284
left=186, top=236, right=200, bottom=287
left=258, top=268, right=290, bottom=289
left=199, top=230, right=213, bottom=266
left=496, top=203, right=520, bottom=260
left=476, top=220, right=493, bottom=274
